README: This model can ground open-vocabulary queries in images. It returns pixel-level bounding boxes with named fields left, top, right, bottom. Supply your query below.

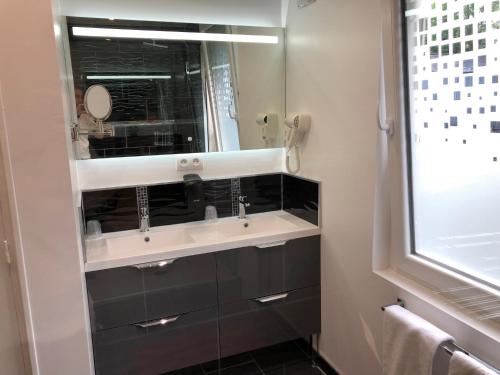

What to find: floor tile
left=166, top=340, right=338, bottom=375
left=292, top=339, right=313, bottom=358
left=206, top=361, right=263, bottom=375
left=315, top=357, right=339, bottom=375
left=163, top=364, right=205, bottom=374
left=251, top=341, right=309, bottom=371
left=264, top=360, right=323, bottom=375
left=201, top=352, right=254, bottom=373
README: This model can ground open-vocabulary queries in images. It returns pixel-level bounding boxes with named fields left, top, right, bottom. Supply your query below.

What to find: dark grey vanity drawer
left=216, top=235, right=320, bottom=303
left=92, top=307, right=219, bottom=375
left=86, top=253, right=217, bottom=331
left=219, top=285, right=321, bottom=358
left=86, top=266, right=145, bottom=331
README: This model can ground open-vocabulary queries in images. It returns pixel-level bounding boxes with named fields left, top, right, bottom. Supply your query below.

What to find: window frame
left=384, top=0, right=500, bottom=299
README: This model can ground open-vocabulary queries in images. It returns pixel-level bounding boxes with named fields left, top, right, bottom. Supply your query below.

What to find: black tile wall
left=82, top=188, right=139, bottom=233
left=240, top=174, right=282, bottom=215
left=81, top=173, right=320, bottom=233
left=283, top=174, right=319, bottom=226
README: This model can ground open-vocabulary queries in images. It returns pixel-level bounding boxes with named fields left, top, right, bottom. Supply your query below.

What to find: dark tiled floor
left=165, top=340, right=338, bottom=375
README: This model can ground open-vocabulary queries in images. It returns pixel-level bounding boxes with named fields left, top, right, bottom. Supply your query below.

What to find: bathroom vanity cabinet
left=216, top=235, right=321, bottom=357
left=86, top=235, right=321, bottom=375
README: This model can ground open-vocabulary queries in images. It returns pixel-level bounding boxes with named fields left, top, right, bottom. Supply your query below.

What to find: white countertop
left=84, top=210, right=320, bottom=272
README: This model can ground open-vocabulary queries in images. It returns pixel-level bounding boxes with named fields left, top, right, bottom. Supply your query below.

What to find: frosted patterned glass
left=404, top=0, right=500, bottom=286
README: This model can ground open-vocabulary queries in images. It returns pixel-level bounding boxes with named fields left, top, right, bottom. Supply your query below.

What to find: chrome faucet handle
left=238, top=195, right=250, bottom=207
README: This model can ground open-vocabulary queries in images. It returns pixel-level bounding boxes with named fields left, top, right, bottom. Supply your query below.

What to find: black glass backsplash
left=203, top=179, right=233, bottom=218
left=82, top=188, right=139, bottom=233
left=148, top=180, right=218, bottom=227
left=82, top=174, right=319, bottom=233
left=240, top=174, right=282, bottom=214
left=283, top=174, right=319, bottom=226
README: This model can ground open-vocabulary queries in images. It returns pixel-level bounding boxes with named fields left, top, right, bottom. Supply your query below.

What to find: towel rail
left=381, top=299, right=500, bottom=374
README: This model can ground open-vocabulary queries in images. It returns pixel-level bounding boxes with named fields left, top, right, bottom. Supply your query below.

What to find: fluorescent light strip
left=72, top=27, right=279, bottom=44
left=87, top=75, right=171, bottom=80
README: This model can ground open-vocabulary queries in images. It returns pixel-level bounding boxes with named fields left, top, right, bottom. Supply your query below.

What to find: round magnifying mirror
left=84, top=84, right=112, bottom=121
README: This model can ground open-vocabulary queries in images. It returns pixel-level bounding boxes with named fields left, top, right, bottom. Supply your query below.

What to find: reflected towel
left=449, top=352, right=497, bottom=375
left=383, top=305, right=454, bottom=375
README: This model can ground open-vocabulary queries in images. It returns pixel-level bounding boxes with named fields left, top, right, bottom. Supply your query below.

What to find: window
left=402, top=0, right=500, bottom=288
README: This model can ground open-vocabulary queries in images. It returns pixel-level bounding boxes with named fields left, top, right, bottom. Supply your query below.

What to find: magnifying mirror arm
left=71, top=121, right=115, bottom=141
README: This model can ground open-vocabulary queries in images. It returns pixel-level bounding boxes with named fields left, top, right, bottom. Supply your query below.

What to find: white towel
left=449, top=351, right=497, bottom=375
left=383, top=305, right=454, bottom=375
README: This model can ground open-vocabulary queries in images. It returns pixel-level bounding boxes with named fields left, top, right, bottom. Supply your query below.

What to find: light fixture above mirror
left=72, top=26, right=279, bottom=44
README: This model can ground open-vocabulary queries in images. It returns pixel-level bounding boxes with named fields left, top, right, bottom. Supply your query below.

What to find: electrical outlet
left=176, top=155, right=204, bottom=171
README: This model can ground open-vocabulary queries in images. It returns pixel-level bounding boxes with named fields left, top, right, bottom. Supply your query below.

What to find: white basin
left=187, top=225, right=227, bottom=242
left=105, top=228, right=195, bottom=254
left=216, top=214, right=298, bottom=238
left=85, top=211, right=320, bottom=272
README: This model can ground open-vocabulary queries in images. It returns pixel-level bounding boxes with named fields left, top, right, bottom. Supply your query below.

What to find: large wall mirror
left=66, top=17, right=285, bottom=159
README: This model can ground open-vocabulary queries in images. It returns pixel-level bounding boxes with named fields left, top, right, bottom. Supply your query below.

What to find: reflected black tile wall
left=283, top=174, right=319, bottom=225
left=82, top=188, right=138, bottom=233
left=69, top=39, right=203, bottom=124
left=88, top=122, right=200, bottom=158
left=240, top=174, right=282, bottom=214
left=68, top=17, right=205, bottom=158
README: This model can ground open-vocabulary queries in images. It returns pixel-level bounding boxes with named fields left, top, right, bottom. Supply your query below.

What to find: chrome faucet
left=140, top=207, right=149, bottom=232
left=238, top=196, right=251, bottom=219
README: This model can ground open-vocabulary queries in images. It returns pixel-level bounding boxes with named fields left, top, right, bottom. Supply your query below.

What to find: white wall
left=285, top=1, right=398, bottom=374
left=286, top=1, right=500, bottom=374
left=235, top=26, right=285, bottom=150
left=0, top=0, right=93, bottom=374
left=61, top=0, right=283, bottom=27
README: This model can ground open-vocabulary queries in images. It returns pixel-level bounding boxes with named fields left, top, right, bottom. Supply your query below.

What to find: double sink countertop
left=85, top=210, right=320, bottom=272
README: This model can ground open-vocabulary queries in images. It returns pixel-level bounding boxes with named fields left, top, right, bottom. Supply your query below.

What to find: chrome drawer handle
left=256, top=241, right=287, bottom=248
left=255, top=293, right=289, bottom=303
left=131, top=259, right=176, bottom=270
left=135, top=315, right=180, bottom=328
